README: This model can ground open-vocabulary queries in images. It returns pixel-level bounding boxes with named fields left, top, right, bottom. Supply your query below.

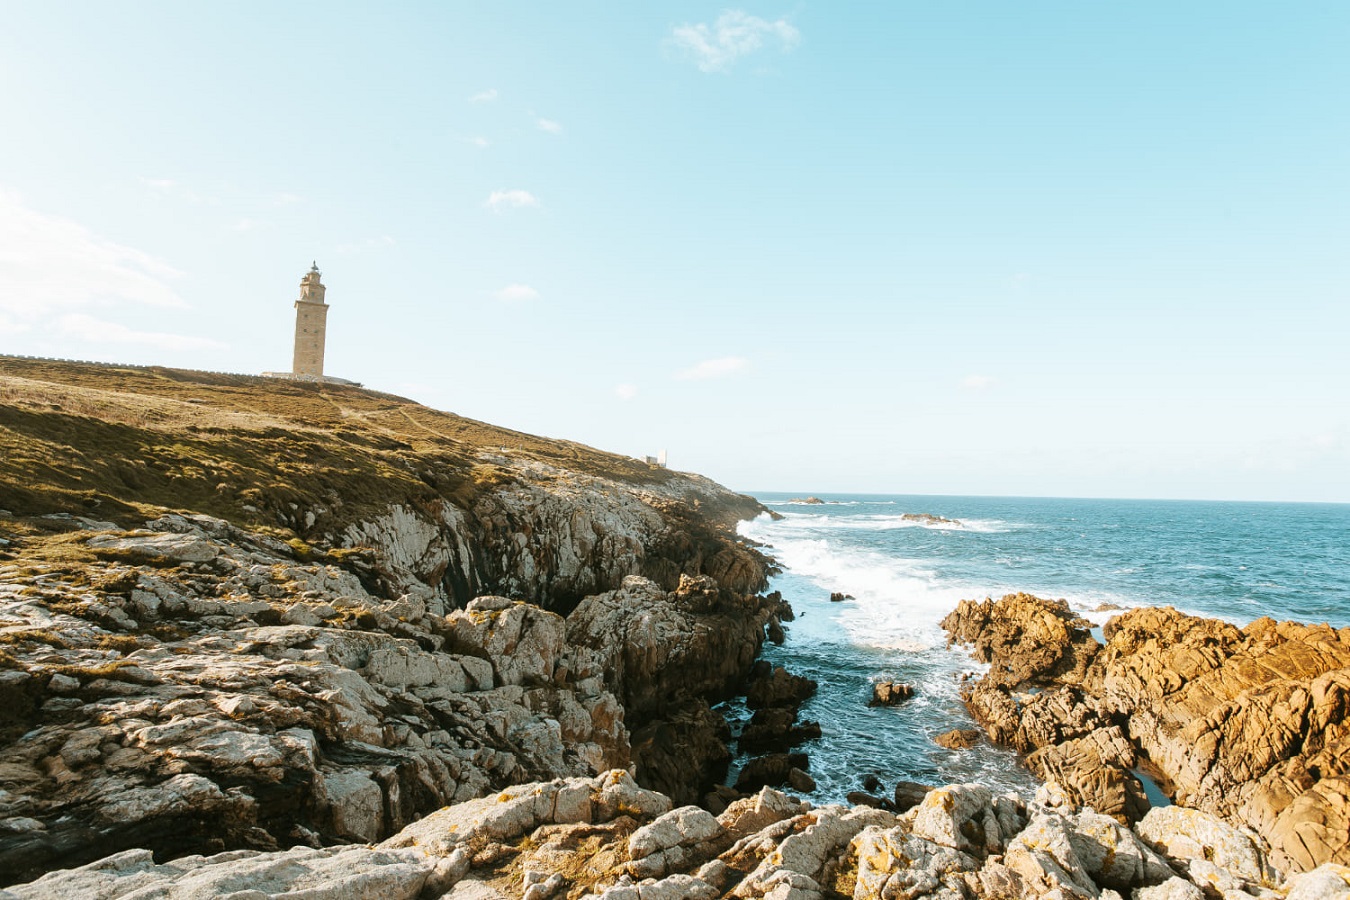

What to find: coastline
left=1, top=363, right=1348, bottom=896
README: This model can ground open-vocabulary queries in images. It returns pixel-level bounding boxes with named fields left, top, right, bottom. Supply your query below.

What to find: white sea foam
left=741, top=511, right=1166, bottom=648
left=741, top=515, right=979, bottom=651
left=765, top=499, right=878, bottom=507
left=760, top=512, right=1020, bottom=534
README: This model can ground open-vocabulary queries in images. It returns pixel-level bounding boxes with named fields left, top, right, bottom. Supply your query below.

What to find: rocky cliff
left=943, top=593, right=1350, bottom=876
left=7, top=770, right=1349, bottom=900
left=0, top=359, right=778, bottom=884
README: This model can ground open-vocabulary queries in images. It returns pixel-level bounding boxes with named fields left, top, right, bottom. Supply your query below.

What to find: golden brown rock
left=941, top=593, right=1100, bottom=687
left=947, top=597, right=1350, bottom=873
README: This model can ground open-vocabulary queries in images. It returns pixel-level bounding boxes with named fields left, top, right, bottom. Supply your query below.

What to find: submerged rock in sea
left=13, top=770, right=1345, bottom=900
left=943, top=593, right=1350, bottom=873
left=934, top=728, right=982, bottom=749
left=899, top=512, right=963, bottom=526
left=743, top=662, right=818, bottom=710
left=737, top=706, right=822, bottom=754
left=869, top=680, right=915, bottom=706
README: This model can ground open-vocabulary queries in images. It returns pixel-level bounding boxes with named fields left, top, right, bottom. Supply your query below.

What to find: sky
left=1, top=2, right=1347, bottom=502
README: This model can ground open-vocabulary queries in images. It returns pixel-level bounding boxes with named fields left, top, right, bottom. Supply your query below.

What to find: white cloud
left=484, top=189, right=540, bottom=212
left=495, top=283, right=540, bottom=302
left=57, top=313, right=226, bottom=352
left=467, top=136, right=491, bottom=149
left=676, top=356, right=749, bottom=380
left=615, top=383, right=639, bottom=400
left=961, top=374, right=997, bottom=390
left=469, top=88, right=499, bottom=103
left=671, top=10, right=800, bottom=73
left=0, top=188, right=184, bottom=321
left=537, top=118, right=563, bottom=134
left=274, top=192, right=303, bottom=206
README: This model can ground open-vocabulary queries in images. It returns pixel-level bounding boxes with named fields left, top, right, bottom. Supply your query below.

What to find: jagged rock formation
left=0, top=508, right=777, bottom=884
left=943, top=593, right=1350, bottom=875
left=0, top=360, right=776, bottom=885
left=8, top=771, right=1348, bottom=899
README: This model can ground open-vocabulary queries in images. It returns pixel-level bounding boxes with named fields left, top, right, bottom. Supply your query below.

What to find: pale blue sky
left=1, top=3, right=1347, bottom=501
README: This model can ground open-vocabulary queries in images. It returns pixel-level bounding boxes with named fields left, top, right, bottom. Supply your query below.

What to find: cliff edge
left=0, top=358, right=776, bottom=884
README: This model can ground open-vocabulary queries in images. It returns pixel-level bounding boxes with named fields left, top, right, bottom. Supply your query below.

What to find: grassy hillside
left=0, top=357, right=677, bottom=537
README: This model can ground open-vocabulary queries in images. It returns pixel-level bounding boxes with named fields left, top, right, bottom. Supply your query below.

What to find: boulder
left=87, top=532, right=220, bottom=564
left=890, top=782, right=934, bottom=814
left=738, top=707, right=821, bottom=753
left=1132, top=877, right=1205, bottom=900
left=744, top=664, right=817, bottom=710
left=787, top=768, right=816, bottom=794
left=628, top=805, right=724, bottom=860
left=4, top=845, right=433, bottom=900
left=1283, top=864, right=1350, bottom=900
left=1062, top=808, right=1173, bottom=891
left=851, top=825, right=978, bottom=900
left=941, top=592, right=1100, bottom=687
left=910, top=784, right=1026, bottom=857
left=1136, top=806, right=1276, bottom=887
left=934, top=728, right=981, bottom=750
left=868, top=681, right=913, bottom=706
left=1024, top=726, right=1147, bottom=823
left=446, top=598, right=566, bottom=687
left=735, top=753, right=810, bottom=793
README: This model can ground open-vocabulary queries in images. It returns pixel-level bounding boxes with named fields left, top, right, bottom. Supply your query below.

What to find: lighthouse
left=292, top=262, right=329, bottom=378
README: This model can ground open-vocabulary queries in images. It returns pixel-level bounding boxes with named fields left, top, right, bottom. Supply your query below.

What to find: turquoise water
left=733, top=493, right=1350, bottom=802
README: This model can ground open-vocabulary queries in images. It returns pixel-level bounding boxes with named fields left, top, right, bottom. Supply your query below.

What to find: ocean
left=731, top=492, right=1350, bottom=802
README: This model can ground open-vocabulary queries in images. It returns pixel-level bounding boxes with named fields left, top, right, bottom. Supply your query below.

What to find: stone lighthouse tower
left=291, top=262, right=329, bottom=378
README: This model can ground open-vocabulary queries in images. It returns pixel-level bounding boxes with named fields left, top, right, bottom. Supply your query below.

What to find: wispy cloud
left=484, top=189, right=540, bottom=212
left=615, top=383, right=639, bottom=400
left=961, top=374, right=997, bottom=390
left=469, top=88, right=499, bottom=103
left=537, top=118, right=563, bottom=134
left=0, top=188, right=184, bottom=321
left=57, top=313, right=226, bottom=352
left=138, top=176, right=208, bottom=204
left=671, top=10, right=800, bottom=73
left=495, top=283, right=540, bottom=302
left=676, top=356, right=749, bottom=380
left=467, top=136, right=491, bottom=149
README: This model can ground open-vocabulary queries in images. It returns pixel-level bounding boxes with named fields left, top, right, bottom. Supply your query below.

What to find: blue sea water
left=732, top=493, right=1350, bottom=802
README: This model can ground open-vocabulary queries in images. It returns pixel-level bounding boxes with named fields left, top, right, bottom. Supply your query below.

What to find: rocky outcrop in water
left=869, top=681, right=914, bottom=707
left=899, top=513, right=962, bottom=527
left=943, top=593, right=1350, bottom=874
left=9, top=770, right=1347, bottom=900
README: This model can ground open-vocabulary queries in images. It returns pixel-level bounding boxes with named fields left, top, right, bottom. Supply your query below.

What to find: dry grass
left=0, top=629, right=72, bottom=650
left=0, top=356, right=672, bottom=537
